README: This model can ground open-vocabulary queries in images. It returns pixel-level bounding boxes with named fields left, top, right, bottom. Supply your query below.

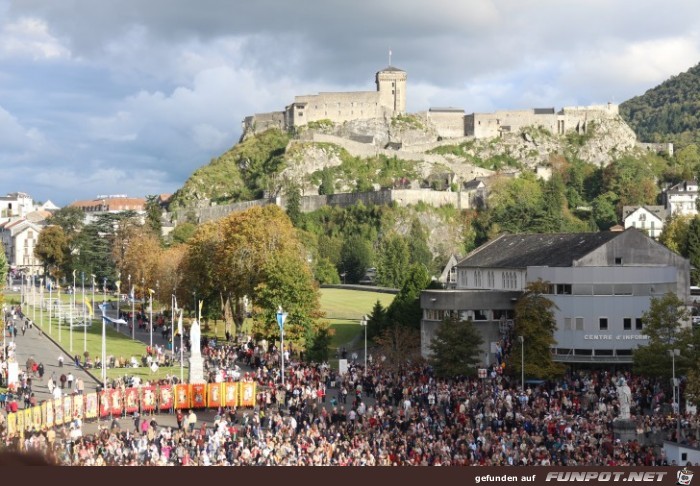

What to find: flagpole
left=82, top=272, right=86, bottom=353
left=171, top=294, right=175, bottom=358
left=179, top=310, right=183, bottom=383
left=149, top=290, right=153, bottom=348
left=48, top=278, right=52, bottom=336
left=91, top=275, right=95, bottom=330
left=58, top=284, right=61, bottom=343
left=40, top=277, right=44, bottom=331
left=116, top=274, right=121, bottom=334
left=70, top=271, right=75, bottom=354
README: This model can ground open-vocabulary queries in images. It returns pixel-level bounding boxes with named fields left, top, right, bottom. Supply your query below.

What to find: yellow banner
left=54, top=398, right=64, bottom=425
left=16, top=411, right=23, bottom=436
left=24, top=408, right=32, bottom=432
left=7, top=413, right=16, bottom=436
left=72, top=395, right=84, bottom=420
left=45, top=401, right=54, bottom=428
left=63, top=396, right=72, bottom=424
left=32, top=406, right=41, bottom=430
left=41, top=402, right=47, bottom=429
left=84, top=392, right=98, bottom=419
left=239, top=382, right=257, bottom=408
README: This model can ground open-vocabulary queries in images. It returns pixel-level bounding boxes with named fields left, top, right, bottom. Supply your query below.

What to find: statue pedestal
left=188, top=355, right=205, bottom=384
left=613, top=418, right=637, bottom=444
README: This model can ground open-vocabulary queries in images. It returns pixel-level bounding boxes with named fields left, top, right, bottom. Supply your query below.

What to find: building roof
left=457, top=232, right=621, bottom=269
left=69, top=197, right=146, bottom=212
left=378, top=66, right=405, bottom=73
left=667, top=180, right=698, bottom=193
left=622, top=205, right=668, bottom=221
left=429, top=107, right=465, bottom=113
left=463, top=179, right=486, bottom=191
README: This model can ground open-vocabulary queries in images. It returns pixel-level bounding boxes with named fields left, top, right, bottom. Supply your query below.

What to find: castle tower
left=376, top=66, right=407, bottom=116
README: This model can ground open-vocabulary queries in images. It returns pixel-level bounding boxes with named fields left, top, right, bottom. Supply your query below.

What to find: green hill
left=620, top=62, right=700, bottom=147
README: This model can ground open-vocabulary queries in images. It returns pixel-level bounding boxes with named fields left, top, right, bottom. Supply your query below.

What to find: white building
left=68, top=195, right=146, bottom=225
left=0, top=192, right=34, bottom=220
left=622, top=206, right=667, bottom=239
left=0, top=218, right=43, bottom=275
left=665, top=181, right=699, bottom=217
left=421, top=229, right=691, bottom=365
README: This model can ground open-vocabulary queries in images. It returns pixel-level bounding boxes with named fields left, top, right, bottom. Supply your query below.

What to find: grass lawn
left=319, top=288, right=395, bottom=320
left=106, top=366, right=183, bottom=381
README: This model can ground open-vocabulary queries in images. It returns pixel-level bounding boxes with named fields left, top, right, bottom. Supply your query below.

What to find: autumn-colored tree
left=512, top=279, right=565, bottom=379
left=373, top=324, right=422, bottom=371
left=0, top=248, right=7, bottom=306
left=34, top=225, right=70, bottom=280
left=117, top=225, right=162, bottom=298
left=659, top=214, right=692, bottom=256
left=154, top=244, right=187, bottom=307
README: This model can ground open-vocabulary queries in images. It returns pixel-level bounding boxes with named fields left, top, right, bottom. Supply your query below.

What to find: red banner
left=141, top=386, right=157, bottom=412
left=99, top=390, right=111, bottom=417
left=207, top=383, right=223, bottom=408
left=109, top=389, right=123, bottom=416
left=124, top=388, right=139, bottom=414
left=224, top=382, right=238, bottom=407
left=62, top=396, right=72, bottom=423
left=85, top=393, right=98, bottom=419
left=174, top=384, right=190, bottom=409
left=72, top=395, right=84, bottom=420
left=158, top=385, right=173, bottom=411
left=239, top=382, right=256, bottom=408
left=191, top=384, right=206, bottom=409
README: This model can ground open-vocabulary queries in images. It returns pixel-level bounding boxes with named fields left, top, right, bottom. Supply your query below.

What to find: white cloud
left=0, top=16, right=70, bottom=60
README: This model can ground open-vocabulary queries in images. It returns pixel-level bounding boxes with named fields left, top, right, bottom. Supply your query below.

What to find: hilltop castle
left=242, top=66, right=622, bottom=142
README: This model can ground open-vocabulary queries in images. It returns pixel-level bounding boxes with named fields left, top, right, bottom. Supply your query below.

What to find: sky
left=1, top=0, right=700, bottom=207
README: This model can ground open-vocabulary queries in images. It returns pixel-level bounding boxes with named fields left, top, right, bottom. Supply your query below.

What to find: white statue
left=617, top=377, right=632, bottom=420
left=190, top=319, right=201, bottom=357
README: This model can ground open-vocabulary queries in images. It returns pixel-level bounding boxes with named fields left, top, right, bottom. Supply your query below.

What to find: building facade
left=0, top=192, right=34, bottom=220
left=0, top=218, right=43, bottom=275
left=622, top=206, right=668, bottom=239
left=421, top=230, right=691, bottom=365
left=68, top=195, right=147, bottom=225
left=664, top=181, right=699, bottom=217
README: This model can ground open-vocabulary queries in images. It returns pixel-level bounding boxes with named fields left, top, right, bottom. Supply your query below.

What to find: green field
left=17, top=287, right=394, bottom=364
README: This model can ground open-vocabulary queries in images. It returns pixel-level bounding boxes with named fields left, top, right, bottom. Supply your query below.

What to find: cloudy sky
left=1, top=0, right=700, bottom=206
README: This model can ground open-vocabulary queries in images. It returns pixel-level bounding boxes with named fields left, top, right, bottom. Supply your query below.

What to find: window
left=599, top=317, right=608, bottom=330
left=614, top=257, right=623, bottom=265
left=474, top=310, right=488, bottom=321
left=623, top=318, right=632, bottom=330
left=575, top=318, right=584, bottom=331
left=639, top=213, right=646, bottom=221
left=474, top=270, right=482, bottom=288
left=564, top=318, right=572, bottom=330
left=556, top=284, right=572, bottom=295
left=635, top=318, right=643, bottom=330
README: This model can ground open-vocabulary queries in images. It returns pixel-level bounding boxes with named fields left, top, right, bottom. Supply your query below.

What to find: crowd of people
left=2, top=306, right=700, bottom=466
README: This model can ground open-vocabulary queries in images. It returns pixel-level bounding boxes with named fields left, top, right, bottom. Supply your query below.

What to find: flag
left=98, top=303, right=107, bottom=316
left=129, top=286, right=135, bottom=300
left=72, top=269, right=76, bottom=280
left=173, top=296, right=179, bottom=312
left=115, top=280, right=121, bottom=293
left=198, top=299, right=204, bottom=319
left=148, top=288, right=155, bottom=295
left=176, top=310, right=183, bottom=336
left=84, top=298, right=93, bottom=318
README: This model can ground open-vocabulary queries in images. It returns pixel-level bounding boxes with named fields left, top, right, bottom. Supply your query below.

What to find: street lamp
left=82, top=272, right=86, bottom=353
left=48, top=277, right=52, bottom=335
left=116, top=273, right=121, bottom=333
left=276, top=306, right=288, bottom=385
left=91, top=274, right=96, bottom=329
left=70, top=270, right=75, bottom=353
left=128, top=274, right=135, bottom=339
left=518, top=335, right=525, bottom=391
left=360, top=315, right=368, bottom=369
left=670, top=348, right=681, bottom=441
left=39, top=277, right=44, bottom=331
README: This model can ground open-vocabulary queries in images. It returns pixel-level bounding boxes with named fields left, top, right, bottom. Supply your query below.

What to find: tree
left=285, top=183, right=302, bottom=227
left=313, top=257, right=340, bottom=285
left=34, top=225, right=69, bottom=279
left=513, top=279, right=565, bottom=379
left=117, top=224, right=163, bottom=298
left=0, top=249, right=7, bottom=306
left=591, top=192, right=619, bottom=230
left=366, top=300, right=388, bottom=339
left=170, top=222, right=197, bottom=245
left=659, top=214, right=692, bottom=256
left=318, top=168, right=335, bottom=196
left=428, top=315, right=483, bottom=377
left=339, top=235, right=373, bottom=284
left=408, top=219, right=432, bottom=270
left=633, top=292, right=693, bottom=378
left=373, top=324, right=422, bottom=371
left=688, top=217, right=700, bottom=285
left=375, top=233, right=410, bottom=288
left=386, top=263, right=432, bottom=330
left=145, top=195, right=163, bottom=236
left=306, top=321, right=334, bottom=363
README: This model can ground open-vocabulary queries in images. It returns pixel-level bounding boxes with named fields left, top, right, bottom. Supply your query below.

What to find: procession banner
left=141, top=386, right=157, bottom=412
left=124, top=388, right=139, bottom=414
left=239, top=382, right=256, bottom=407
left=109, top=389, right=123, bottom=416
left=207, top=383, right=223, bottom=408
left=7, top=413, right=16, bottom=436
left=45, top=400, right=54, bottom=428
left=63, top=396, right=72, bottom=423
left=72, top=395, right=84, bottom=419
left=224, top=382, right=238, bottom=407
left=191, top=383, right=207, bottom=409
left=53, top=397, right=64, bottom=426
left=32, top=406, right=42, bottom=430
left=174, top=384, right=190, bottom=409
left=99, top=390, right=110, bottom=417
left=41, top=402, right=48, bottom=429
left=16, top=410, right=24, bottom=435
left=158, top=385, right=173, bottom=411
left=24, top=408, right=32, bottom=432
left=85, top=393, right=98, bottom=419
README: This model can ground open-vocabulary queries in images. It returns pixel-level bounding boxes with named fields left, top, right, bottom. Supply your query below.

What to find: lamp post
left=91, top=274, right=96, bottom=329
left=360, top=315, right=368, bottom=369
left=276, top=306, right=288, bottom=385
left=70, top=271, right=75, bottom=353
left=149, top=285, right=154, bottom=348
left=670, top=348, right=681, bottom=441
left=31, top=274, right=36, bottom=323
left=518, top=335, right=525, bottom=391
left=39, top=277, right=43, bottom=331
left=128, top=274, right=135, bottom=339
left=101, top=314, right=107, bottom=389
left=48, top=277, right=52, bottom=336
left=116, top=273, right=121, bottom=333
left=57, top=283, right=61, bottom=343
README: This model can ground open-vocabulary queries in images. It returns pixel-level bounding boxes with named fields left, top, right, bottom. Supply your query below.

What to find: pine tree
left=428, top=315, right=484, bottom=378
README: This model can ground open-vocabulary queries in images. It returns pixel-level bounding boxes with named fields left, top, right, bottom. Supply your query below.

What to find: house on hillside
left=664, top=180, right=699, bottom=217
left=0, top=218, right=43, bottom=275
left=463, top=178, right=487, bottom=208
left=622, top=205, right=668, bottom=239
left=420, top=229, right=691, bottom=366
left=437, top=254, right=461, bottom=289
left=69, top=195, right=147, bottom=225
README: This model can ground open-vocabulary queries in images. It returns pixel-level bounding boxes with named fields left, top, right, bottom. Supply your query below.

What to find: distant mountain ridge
left=620, top=62, right=700, bottom=147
